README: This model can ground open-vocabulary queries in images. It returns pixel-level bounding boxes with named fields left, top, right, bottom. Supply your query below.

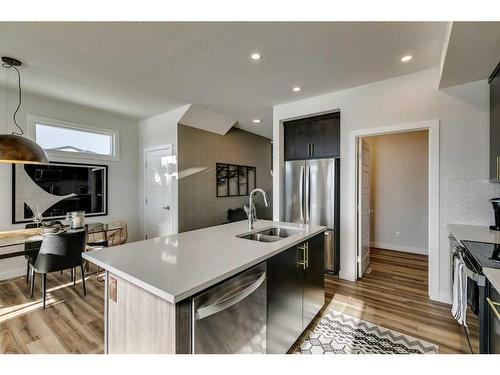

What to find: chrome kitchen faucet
left=246, top=188, right=270, bottom=230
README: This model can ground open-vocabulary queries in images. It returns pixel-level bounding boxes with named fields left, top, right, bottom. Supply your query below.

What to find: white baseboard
left=370, top=241, right=428, bottom=255
left=0, top=267, right=25, bottom=281
left=437, top=291, right=452, bottom=305
left=338, top=270, right=356, bottom=282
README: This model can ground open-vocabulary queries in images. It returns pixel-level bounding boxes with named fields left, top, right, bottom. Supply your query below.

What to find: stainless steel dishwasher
left=192, top=262, right=266, bottom=354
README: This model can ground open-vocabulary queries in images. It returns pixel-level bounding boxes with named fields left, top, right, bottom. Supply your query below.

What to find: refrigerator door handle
left=305, top=163, right=310, bottom=223
left=299, top=165, right=304, bottom=223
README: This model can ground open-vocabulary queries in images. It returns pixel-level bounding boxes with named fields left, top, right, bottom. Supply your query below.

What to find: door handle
left=162, top=205, right=170, bottom=210
left=305, top=242, right=309, bottom=268
left=311, top=143, right=315, bottom=156
left=305, top=166, right=311, bottom=224
left=297, top=242, right=309, bottom=269
left=299, top=165, right=304, bottom=223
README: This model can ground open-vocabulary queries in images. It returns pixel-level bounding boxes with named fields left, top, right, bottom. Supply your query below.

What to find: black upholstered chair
left=24, top=223, right=42, bottom=283
left=29, top=230, right=87, bottom=309
left=25, top=221, right=64, bottom=283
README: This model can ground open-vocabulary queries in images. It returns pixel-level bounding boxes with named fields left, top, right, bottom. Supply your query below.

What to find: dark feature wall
left=178, top=125, right=272, bottom=232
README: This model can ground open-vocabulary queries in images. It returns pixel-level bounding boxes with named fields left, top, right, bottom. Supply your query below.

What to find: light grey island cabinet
left=84, top=220, right=326, bottom=354
left=105, top=273, right=179, bottom=353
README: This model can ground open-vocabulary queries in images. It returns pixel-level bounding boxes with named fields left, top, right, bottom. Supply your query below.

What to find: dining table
left=0, top=222, right=126, bottom=260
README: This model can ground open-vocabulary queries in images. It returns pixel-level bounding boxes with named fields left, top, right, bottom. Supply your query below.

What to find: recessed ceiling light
left=252, top=119, right=262, bottom=124
left=401, top=55, right=412, bottom=62
left=292, top=86, right=301, bottom=92
left=250, top=53, right=261, bottom=61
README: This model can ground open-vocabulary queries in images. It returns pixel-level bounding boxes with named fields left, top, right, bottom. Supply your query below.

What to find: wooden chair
left=86, top=221, right=128, bottom=280
left=86, top=221, right=128, bottom=248
left=107, top=221, right=128, bottom=246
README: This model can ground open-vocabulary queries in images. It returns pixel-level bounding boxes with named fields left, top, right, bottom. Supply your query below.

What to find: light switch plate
left=109, top=276, right=117, bottom=303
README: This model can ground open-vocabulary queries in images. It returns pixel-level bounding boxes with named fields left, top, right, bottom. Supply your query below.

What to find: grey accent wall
left=178, top=125, right=272, bottom=232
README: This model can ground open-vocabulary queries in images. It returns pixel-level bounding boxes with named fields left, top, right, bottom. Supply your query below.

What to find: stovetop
left=462, top=240, right=500, bottom=270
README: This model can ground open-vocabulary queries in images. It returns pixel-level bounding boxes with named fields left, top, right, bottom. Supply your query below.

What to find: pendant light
left=0, top=57, right=48, bottom=164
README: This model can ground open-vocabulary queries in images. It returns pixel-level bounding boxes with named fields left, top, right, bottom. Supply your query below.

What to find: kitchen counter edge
left=83, top=222, right=327, bottom=304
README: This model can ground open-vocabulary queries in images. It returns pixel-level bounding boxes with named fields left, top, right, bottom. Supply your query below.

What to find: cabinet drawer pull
left=297, top=243, right=308, bottom=269
left=487, top=297, right=500, bottom=321
left=305, top=242, right=309, bottom=268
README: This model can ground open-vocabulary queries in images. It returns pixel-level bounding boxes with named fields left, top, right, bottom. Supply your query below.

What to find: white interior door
left=357, top=138, right=371, bottom=277
left=144, top=146, right=174, bottom=239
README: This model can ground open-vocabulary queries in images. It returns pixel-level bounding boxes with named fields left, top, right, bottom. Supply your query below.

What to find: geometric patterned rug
left=296, top=309, right=439, bottom=354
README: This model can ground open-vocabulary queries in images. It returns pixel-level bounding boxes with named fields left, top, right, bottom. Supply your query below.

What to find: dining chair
left=24, top=223, right=42, bottom=283
left=86, top=221, right=127, bottom=281
left=107, top=221, right=128, bottom=246
left=24, top=221, right=64, bottom=283
left=87, top=221, right=128, bottom=248
left=30, top=229, right=87, bottom=309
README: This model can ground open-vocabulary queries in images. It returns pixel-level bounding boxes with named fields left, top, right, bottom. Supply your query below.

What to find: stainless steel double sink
left=237, top=226, right=303, bottom=243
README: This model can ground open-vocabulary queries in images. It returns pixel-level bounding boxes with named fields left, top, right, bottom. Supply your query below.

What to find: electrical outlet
left=395, top=231, right=400, bottom=238
left=109, top=276, right=117, bottom=303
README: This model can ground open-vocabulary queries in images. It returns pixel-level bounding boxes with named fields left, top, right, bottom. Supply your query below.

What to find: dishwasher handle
left=195, top=272, right=266, bottom=320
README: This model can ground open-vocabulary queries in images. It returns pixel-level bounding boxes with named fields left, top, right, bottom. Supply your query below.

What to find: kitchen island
left=83, top=220, right=326, bottom=354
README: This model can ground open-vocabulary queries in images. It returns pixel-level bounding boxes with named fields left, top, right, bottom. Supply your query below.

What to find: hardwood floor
left=292, top=248, right=479, bottom=354
left=0, top=248, right=478, bottom=354
left=0, top=266, right=104, bottom=354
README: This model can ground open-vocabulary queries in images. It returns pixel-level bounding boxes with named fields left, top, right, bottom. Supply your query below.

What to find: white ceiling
left=0, top=22, right=448, bottom=138
left=440, top=22, right=500, bottom=88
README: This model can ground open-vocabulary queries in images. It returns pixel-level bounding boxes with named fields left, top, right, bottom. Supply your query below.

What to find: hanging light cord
left=2, top=61, right=23, bottom=136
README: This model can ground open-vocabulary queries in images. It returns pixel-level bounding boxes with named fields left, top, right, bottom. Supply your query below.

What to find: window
left=28, top=116, right=119, bottom=161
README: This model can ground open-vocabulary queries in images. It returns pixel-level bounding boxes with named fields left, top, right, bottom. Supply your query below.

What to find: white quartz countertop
left=484, top=268, right=500, bottom=293
left=83, top=220, right=326, bottom=303
left=448, top=224, right=500, bottom=244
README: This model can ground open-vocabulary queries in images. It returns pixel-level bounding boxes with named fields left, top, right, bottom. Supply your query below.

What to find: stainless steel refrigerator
left=285, top=158, right=340, bottom=273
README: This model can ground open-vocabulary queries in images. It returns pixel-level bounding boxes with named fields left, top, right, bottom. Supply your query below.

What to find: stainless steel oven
left=192, top=262, right=266, bottom=354
left=450, top=237, right=488, bottom=353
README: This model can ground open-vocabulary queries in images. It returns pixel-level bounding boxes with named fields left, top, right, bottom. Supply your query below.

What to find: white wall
left=138, top=105, right=190, bottom=238
left=273, top=68, right=489, bottom=303
left=0, top=87, right=140, bottom=280
left=365, top=131, right=429, bottom=255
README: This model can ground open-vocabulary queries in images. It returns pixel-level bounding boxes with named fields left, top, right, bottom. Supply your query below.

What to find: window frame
left=27, top=115, right=120, bottom=162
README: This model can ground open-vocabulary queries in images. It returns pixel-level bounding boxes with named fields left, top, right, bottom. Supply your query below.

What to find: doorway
left=144, top=145, right=174, bottom=239
left=350, top=119, right=439, bottom=300
left=357, top=130, right=429, bottom=278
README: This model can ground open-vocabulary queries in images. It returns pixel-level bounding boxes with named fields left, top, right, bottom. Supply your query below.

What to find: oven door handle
left=455, top=249, right=486, bottom=287
left=487, top=298, right=500, bottom=321
left=195, top=272, right=266, bottom=320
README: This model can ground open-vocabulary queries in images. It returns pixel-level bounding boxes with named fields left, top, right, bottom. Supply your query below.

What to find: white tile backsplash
left=446, top=179, right=469, bottom=224
left=446, top=178, right=500, bottom=226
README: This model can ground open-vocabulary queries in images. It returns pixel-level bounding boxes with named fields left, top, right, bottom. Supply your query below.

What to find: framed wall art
left=216, top=163, right=256, bottom=197
left=12, top=161, right=108, bottom=223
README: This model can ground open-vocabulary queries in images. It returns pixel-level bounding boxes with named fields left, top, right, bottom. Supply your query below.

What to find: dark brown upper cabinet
left=490, top=62, right=500, bottom=182
left=283, top=118, right=309, bottom=161
left=284, top=112, right=340, bottom=161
